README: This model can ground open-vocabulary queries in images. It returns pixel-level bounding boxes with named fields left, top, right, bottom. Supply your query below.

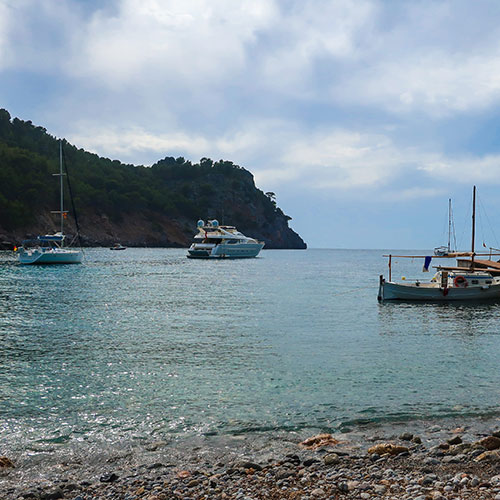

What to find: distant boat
left=434, top=198, right=456, bottom=256
left=378, top=186, right=500, bottom=301
left=110, top=243, right=126, bottom=250
left=16, top=141, right=83, bottom=265
left=187, top=219, right=264, bottom=259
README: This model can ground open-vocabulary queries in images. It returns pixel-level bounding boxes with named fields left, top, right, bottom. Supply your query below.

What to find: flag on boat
left=423, top=256, right=432, bottom=272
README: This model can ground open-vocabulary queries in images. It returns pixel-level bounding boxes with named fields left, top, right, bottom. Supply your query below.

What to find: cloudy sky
left=2, top=0, right=500, bottom=249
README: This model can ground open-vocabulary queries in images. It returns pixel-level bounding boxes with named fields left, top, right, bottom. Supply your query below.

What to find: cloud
left=419, top=154, right=500, bottom=183
left=333, top=51, right=500, bottom=116
left=67, top=126, right=211, bottom=162
left=0, top=2, right=16, bottom=69
left=6, top=0, right=500, bottom=120
left=67, top=0, right=278, bottom=90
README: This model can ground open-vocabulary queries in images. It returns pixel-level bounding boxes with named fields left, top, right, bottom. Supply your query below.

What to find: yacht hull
left=18, top=249, right=83, bottom=265
left=378, top=280, right=500, bottom=301
left=187, top=243, right=264, bottom=259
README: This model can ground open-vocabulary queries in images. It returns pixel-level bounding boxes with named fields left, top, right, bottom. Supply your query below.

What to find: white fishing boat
left=17, top=141, right=83, bottom=265
left=434, top=198, right=456, bottom=256
left=378, top=186, right=500, bottom=301
left=187, top=219, right=264, bottom=259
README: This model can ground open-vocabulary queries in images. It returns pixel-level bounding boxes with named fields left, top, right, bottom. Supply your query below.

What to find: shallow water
left=1, top=248, right=500, bottom=469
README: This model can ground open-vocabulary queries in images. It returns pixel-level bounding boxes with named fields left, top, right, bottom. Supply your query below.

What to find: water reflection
left=378, top=300, right=500, bottom=337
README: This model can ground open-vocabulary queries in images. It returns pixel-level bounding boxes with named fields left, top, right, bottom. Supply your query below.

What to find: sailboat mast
left=471, top=186, right=476, bottom=269
left=447, top=198, right=451, bottom=253
left=59, top=140, right=64, bottom=234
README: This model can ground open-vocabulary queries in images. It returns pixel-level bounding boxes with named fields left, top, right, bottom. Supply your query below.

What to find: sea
left=1, top=248, right=500, bottom=479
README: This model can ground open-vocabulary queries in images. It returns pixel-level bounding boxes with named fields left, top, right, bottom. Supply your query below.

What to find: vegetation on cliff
left=0, top=109, right=306, bottom=249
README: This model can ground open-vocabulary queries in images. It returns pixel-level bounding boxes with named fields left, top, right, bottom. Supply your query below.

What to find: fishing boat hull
left=378, top=278, right=500, bottom=301
left=18, top=248, right=83, bottom=265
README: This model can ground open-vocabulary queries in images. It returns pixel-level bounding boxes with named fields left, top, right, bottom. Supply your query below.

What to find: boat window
left=486, top=280, right=492, bottom=284
left=471, top=280, right=479, bottom=284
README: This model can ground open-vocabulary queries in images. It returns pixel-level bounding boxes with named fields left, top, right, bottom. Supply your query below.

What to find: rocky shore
left=2, top=422, right=500, bottom=500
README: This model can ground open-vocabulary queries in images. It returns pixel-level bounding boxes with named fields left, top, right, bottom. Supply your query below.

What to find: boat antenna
left=61, top=141, right=83, bottom=249
left=471, top=185, right=476, bottom=270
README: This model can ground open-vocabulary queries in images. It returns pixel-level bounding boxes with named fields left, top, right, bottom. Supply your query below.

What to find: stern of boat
left=377, top=275, right=385, bottom=301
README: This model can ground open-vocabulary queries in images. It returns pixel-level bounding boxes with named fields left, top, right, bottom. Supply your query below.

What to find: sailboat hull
left=18, top=248, right=83, bottom=265
left=378, top=280, right=500, bottom=301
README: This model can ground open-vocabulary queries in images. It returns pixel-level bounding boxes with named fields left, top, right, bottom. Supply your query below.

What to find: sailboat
left=378, top=186, right=500, bottom=301
left=434, top=198, right=456, bottom=256
left=17, top=141, right=83, bottom=265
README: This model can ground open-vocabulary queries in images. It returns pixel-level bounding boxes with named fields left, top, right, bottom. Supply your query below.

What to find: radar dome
left=197, top=220, right=204, bottom=227
left=211, top=219, right=219, bottom=227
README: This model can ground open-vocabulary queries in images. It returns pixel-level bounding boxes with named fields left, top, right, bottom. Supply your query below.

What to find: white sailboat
left=378, top=186, right=500, bottom=301
left=434, top=198, right=456, bottom=256
left=17, top=141, right=83, bottom=265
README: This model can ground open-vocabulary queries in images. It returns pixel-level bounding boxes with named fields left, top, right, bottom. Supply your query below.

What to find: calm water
left=1, top=248, right=500, bottom=463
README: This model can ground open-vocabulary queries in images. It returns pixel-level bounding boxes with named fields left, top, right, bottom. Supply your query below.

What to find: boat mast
left=51, top=140, right=67, bottom=242
left=447, top=198, right=451, bottom=253
left=471, top=186, right=476, bottom=270
left=59, top=140, right=64, bottom=234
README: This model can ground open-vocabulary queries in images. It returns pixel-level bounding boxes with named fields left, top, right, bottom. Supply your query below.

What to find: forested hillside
left=0, top=109, right=306, bottom=249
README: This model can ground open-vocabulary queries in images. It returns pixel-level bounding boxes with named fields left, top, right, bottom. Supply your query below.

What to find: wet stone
left=447, top=435, right=463, bottom=445
left=399, top=432, right=413, bottom=441
left=100, top=473, right=119, bottom=483
left=40, top=488, right=64, bottom=500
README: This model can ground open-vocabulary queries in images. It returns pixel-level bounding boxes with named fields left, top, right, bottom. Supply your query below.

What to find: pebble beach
left=2, top=420, right=500, bottom=500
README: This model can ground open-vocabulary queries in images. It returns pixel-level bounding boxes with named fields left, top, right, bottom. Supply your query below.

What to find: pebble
left=4, top=428, right=500, bottom=500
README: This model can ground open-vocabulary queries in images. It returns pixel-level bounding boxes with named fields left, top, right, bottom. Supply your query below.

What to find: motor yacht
left=187, top=220, right=264, bottom=259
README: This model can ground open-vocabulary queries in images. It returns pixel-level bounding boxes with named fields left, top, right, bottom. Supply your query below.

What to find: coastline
left=2, top=416, right=500, bottom=499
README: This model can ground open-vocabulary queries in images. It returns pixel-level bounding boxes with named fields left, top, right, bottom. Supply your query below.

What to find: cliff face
left=0, top=109, right=307, bottom=250
left=1, top=192, right=306, bottom=250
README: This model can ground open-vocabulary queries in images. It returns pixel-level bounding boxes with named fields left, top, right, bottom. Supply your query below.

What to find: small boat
left=187, top=219, right=264, bottom=259
left=378, top=269, right=500, bottom=301
left=110, top=244, right=126, bottom=250
left=378, top=186, right=500, bottom=301
left=16, top=141, right=83, bottom=265
left=434, top=198, right=456, bottom=256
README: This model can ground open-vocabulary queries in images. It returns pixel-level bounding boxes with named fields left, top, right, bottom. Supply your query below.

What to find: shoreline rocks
left=3, top=425, right=500, bottom=499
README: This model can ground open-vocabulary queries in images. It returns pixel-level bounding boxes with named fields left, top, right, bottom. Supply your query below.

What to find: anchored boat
left=378, top=186, right=500, bottom=301
left=16, top=141, right=83, bottom=265
left=434, top=198, right=457, bottom=256
left=187, top=219, right=264, bottom=259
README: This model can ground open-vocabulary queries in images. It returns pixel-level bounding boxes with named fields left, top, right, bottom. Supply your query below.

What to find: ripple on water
left=1, top=248, right=500, bottom=459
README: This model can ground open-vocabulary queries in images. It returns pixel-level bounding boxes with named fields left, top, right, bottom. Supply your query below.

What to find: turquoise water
left=1, top=248, right=500, bottom=460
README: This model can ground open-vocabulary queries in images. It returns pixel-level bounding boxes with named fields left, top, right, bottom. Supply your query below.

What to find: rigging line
left=477, top=195, right=500, bottom=249
left=456, top=193, right=472, bottom=251
left=61, top=142, right=84, bottom=251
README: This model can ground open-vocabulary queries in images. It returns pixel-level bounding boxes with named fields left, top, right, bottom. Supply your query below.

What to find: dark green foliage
left=0, top=109, right=283, bottom=235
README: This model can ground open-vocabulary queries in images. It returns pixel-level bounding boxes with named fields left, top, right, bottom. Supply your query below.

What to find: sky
left=2, top=0, right=500, bottom=249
